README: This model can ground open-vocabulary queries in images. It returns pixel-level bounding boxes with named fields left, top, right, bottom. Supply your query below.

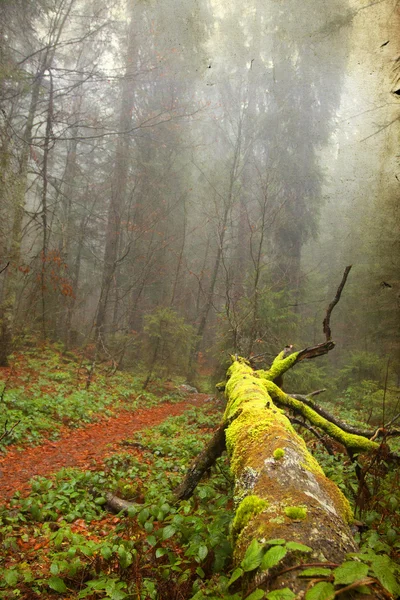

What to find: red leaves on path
left=0, top=395, right=207, bottom=501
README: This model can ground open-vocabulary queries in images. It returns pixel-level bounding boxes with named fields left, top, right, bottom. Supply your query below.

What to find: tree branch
left=174, top=423, right=226, bottom=500
left=323, top=266, right=352, bottom=341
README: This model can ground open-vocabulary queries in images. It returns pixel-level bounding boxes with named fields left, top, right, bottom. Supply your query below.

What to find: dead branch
left=289, top=417, right=335, bottom=455
left=296, top=341, right=335, bottom=361
left=0, top=262, right=10, bottom=275
left=174, top=423, right=226, bottom=500
left=105, top=492, right=137, bottom=514
left=0, top=419, right=21, bottom=445
left=290, top=394, right=400, bottom=439
left=323, top=265, right=352, bottom=341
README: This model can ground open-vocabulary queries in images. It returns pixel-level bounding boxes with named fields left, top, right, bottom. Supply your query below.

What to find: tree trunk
left=223, top=358, right=358, bottom=596
left=95, top=0, right=136, bottom=342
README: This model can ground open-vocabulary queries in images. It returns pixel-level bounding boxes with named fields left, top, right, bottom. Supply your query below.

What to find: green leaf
left=155, top=548, right=167, bottom=558
left=198, top=545, right=208, bottom=561
left=162, top=525, right=176, bottom=540
left=138, top=508, right=150, bottom=526
left=241, top=539, right=264, bottom=572
left=227, top=567, right=244, bottom=587
left=144, top=520, right=154, bottom=533
left=4, top=569, right=19, bottom=586
left=48, top=576, right=68, bottom=593
left=266, top=588, right=296, bottom=600
left=94, top=496, right=107, bottom=505
left=246, top=589, right=265, bottom=600
left=370, top=557, right=400, bottom=596
left=127, top=505, right=137, bottom=517
left=300, top=568, right=332, bottom=577
left=265, top=539, right=286, bottom=545
left=305, top=582, right=335, bottom=600
left=146, top=535, right=157, bottom=547
left=50, top=563, right=59, bottom=575
left=334, top=561, right=369, bottom=585
left=101, top=546, right=113, bottom=560
left=196, top=566, right=205, bottom=578
left=286, top=541, right=312, bottom=553
left=260, top=545, right=287, bottom=570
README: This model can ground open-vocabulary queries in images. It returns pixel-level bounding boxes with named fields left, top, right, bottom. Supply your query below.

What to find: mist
left=0, top=0, right=399, bottom=388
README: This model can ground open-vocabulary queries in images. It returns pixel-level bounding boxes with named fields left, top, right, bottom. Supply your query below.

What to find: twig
left=0, top=419, right=21, bottom=444
left=382, top=357, right=390, bottom=428
left=307, top=389, right=326, bottom=398
left=0, top=262, right=10, bottom=275
left=290, top=417, right=334, bottom=455
left=323, top=266, right=352, bottom=341
left=385, top=411, right=400, bottom=429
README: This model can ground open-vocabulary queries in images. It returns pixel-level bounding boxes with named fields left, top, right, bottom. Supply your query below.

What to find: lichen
left=285, top=506, right=308, bottom=520
left=273, top=448, right=285, bottom=460
left=231, top=495, right=268, bottom=540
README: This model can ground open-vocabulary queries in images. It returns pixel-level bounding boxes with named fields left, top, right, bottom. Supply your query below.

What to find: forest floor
left=0, top=392, right=209, bottom=502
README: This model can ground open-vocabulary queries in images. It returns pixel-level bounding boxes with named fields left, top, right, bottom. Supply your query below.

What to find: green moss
left=284, top=506, right=307, bottom=520
left=224, top=360, right=355, bottom=528
left=273, top=448, right=285, bottom=460
left=231, top=495, right=268, bottom=539
left=261, top=380, right=379, bottom=453
left=257, top=351, right=300, bottom=382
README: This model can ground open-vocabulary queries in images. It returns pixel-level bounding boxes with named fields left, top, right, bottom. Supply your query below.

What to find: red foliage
left=0, top=396, right=208, bottom=501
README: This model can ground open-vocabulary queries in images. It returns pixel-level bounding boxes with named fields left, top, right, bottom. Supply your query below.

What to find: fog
left=0, top=0, right=399, bottom=383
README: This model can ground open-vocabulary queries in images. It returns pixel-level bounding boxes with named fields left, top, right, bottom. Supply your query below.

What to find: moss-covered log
left=224, top=359, right=360, bottom=595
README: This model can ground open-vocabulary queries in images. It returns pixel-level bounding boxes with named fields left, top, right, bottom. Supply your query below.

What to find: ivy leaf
left=266, top=588, right=296, bottom=599
left=286, top=541, right=312, bottom=553
left=260, top=545, right=287, bottom=570
left=48, top=576, right=68, bottom=593
left=333, top=561, right=369, bottom=585
left=305, top=582, right=335, bottom=600
left=246, top=589, right=265, bottom=600
left=227, top=567, right=244, bottom=587
left=241, top=539, right=264, bottom=572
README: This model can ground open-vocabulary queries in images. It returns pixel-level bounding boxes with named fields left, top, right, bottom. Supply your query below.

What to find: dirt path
left=0, top=394, right=208, bottom=501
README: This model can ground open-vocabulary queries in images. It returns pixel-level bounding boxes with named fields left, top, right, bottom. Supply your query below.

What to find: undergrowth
left=0, top=346, right=399, bottom=599
left=0, top=403, right=235, bottom=600
left=0, top=343, right=184, bottom=450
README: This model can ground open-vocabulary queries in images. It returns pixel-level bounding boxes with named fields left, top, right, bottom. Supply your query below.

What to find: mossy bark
left=224, top=359, right=358, bottom=595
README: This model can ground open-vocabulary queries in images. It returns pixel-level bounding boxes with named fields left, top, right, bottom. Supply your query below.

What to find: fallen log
left=223, top=358, right=362, bottom=597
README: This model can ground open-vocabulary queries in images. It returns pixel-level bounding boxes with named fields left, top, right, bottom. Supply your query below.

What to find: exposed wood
left=105, top=492, right=136, bottom=514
